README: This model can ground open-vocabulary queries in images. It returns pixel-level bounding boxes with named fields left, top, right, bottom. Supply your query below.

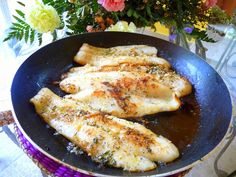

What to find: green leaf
left=15, top=10, right=25, bottom=18
left=37, top=33, right=43, bottom=45
left=13, top=15, right=26, bottom=25
left=66, top=31, right=74, bottom=35
left=12, top=22, right=25, bottom=28
left=77, top=6, right=87, bottom=18
left=10, top=26, right=20, bottom=31
left=127, top=8, right=134, bottom=17
left=112, top=12, right=119, bottom=21
left=3, top=36, right=12, bottom=42
left=19, top=29, right=24, bottom=40
left=42, top=0, right=53, bottom=6
left=91, top=0, right=99, bottom=12
left=15, top=32, right=20, bottom=40
left=146, top=6, right=153, bottom=19
left=17, top=1, right=25, bottom=6
left=24, top=26, right=30, bottom=43
left=133, top=11, right=139, bottom=19
left=191, top=29, right=216, bottom=43
left=30, top=29, right=35, bottom=44
left=57, top=16, right=65, bottom=29
left=52, top=30, right=57, bottom=41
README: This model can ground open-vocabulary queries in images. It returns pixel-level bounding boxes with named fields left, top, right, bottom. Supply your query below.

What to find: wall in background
left=217, top=0, right=236, bottom=16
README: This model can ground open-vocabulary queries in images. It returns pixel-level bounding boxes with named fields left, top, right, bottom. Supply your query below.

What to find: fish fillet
left=60, top=71, right=181, bottom=118
left=62, top=63, right=192, bottom=97
left=74, top=43, right=170, bottom=68
left=30, top=88, right=179, bottom=172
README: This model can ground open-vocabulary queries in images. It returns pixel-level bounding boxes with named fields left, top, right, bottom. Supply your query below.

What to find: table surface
left=1, top=25, right=236, bottom=177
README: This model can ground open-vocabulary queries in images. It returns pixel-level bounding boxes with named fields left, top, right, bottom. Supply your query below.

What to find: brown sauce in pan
left=131, top=92, right=200, bottom=153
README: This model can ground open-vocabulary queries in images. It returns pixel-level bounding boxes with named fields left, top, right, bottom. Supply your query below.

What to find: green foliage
left=3, top=11, right=35, bottom=44
left=209, top=6, right=232, bottom=25
left=190, top=29, right=216, bottom=43
left=65, top=1, right=101, bottom=34
left=4, top=0, right=229, bottom=45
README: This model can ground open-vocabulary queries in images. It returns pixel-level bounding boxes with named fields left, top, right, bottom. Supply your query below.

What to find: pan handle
left=214, top=77, right=236, bottom=177
left=213, top=123, right=236, bottom=177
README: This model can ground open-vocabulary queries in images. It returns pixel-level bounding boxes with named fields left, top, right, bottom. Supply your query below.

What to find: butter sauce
left=133, top=92, right=200, bottom=153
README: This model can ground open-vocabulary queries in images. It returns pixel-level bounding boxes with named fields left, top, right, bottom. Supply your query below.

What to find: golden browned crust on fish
left=63, top=63, right=192, bottom=97
left=30, top=88, right=179, bottom=172
left=60, top=71, right=181, bottom=118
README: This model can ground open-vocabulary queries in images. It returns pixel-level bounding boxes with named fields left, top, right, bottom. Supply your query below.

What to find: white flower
left=26, top=2, right=60, bottom=33
left=106, top=21, right=136, bottom=32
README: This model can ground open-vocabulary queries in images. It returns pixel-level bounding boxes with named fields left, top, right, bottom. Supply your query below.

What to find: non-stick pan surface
left=11, top=32, right=232, bottom=176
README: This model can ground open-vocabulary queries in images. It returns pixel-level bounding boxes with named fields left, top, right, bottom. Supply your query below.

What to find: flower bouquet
left=3, top=0, right=233, bottom=58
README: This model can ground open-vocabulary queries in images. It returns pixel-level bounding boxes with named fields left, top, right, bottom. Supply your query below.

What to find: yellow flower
left=106, top=21, right=136, bottom=32
left=26, top=2, right=60, bottom=33
left=162, top=4, right=166, bottom=9
left=194, top=21, right=208, bottom=31
left=154, top=22, right=169, bottom=36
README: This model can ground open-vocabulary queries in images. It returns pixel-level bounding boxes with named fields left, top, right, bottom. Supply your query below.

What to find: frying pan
left=11, top=32, right=232, bottom=176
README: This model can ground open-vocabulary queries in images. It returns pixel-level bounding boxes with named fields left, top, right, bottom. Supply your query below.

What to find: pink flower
left=98, top=0, right=125, bottom=12
left=205, top=0, right=217, bottom=8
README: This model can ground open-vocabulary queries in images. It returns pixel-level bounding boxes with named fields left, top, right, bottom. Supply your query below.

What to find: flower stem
left=195, top=39, right=207, bottom=60
left=179, top=31, right=190, bottom=51
left=175, top=33, right=180, bottom=45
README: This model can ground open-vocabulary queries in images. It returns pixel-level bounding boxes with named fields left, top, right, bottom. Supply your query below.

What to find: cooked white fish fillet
left=74, top=43, right=170, bottom=68
left=60, top=71, right=180, bottom=118
left=30, top=88, right=179, bottom=172
left=75, top=43, right=158, bottom=58
left=62, top=63, right=192, bottom=97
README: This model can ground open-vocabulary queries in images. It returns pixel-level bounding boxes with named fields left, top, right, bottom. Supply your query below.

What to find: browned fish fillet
left=74, top=43, right=170, bottom=68
left=30, top=88, right=179, bottom=172
left=60, top=70, right=181, bottom=118
left=62, top=63, right=192, bottom=97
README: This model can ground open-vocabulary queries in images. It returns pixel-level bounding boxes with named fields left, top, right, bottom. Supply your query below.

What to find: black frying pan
left=11, top=32, right=232, bottom=176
